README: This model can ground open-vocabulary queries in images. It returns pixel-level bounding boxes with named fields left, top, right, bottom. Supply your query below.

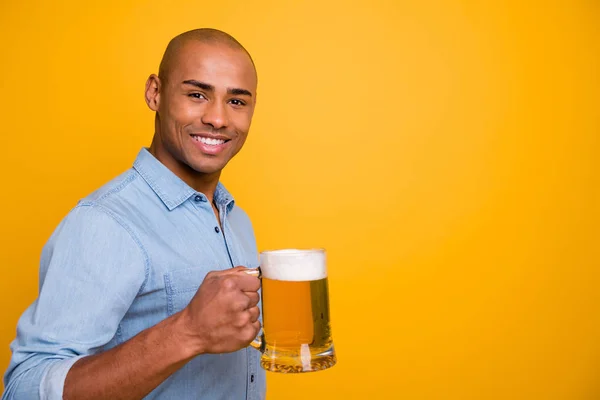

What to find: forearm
left=63, top=311, right=197, bottom=400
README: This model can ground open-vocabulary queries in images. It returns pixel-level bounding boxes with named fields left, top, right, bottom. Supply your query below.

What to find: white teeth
left=193, top=136, right=225, bottom=146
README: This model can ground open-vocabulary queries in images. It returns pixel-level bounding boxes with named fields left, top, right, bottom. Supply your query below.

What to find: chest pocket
left=164, top=267, right=209, bottom=315
left=164, top=257, right=261, bottom=316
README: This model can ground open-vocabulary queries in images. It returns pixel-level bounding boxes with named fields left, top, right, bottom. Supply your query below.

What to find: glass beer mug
left=249, top=249, right=337, bottom=373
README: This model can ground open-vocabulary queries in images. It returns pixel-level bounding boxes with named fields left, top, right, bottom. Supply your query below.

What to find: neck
left=148, top=139, right=221, bottom=204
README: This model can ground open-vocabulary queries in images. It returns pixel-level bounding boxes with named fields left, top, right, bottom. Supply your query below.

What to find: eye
left=188, top=93, right=206, bottom=100
left=229, top=98, right=246, bottom=107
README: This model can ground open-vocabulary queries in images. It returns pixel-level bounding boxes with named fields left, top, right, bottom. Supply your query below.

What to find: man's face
left=146, top=41, right=257, bottom=178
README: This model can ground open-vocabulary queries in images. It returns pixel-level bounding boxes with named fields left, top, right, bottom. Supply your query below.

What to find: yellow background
left=1, top=1, right=598, bottom=399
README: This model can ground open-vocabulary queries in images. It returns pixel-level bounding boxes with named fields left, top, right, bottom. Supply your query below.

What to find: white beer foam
left=260, top=249, right=327, bottom=281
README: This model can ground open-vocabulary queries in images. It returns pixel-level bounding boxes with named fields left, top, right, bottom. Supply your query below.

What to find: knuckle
left=229, top=295, right=248, bottom=312
left=238, top=299, right=250, bottom=310
left=205, top=271, right=218, bottom=280
left=221, top=277, right=237, bottom=290
left=248, top=306, right=259, bottom=320
left=233, top=312, right=249, bottom=328
left=240, top=312, right=251, bottom=326
left=242, top=326, right=258, bottom=342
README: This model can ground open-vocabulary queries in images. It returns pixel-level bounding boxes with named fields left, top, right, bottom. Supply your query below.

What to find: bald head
left=158, top=28, right=256, bottom=84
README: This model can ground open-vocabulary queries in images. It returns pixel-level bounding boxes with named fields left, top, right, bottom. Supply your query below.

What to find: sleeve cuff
left=39, top=355, right=86, bottom=400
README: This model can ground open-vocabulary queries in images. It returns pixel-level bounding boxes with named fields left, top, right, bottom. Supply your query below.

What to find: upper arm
left=3, top=203, right=147, bottom=397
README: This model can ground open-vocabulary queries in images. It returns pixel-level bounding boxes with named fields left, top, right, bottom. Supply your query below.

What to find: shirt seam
left=95, top=169, right=137, bottom=202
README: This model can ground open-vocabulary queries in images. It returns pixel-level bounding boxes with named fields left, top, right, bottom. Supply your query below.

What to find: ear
left=145, top=74, right=161, bottom=111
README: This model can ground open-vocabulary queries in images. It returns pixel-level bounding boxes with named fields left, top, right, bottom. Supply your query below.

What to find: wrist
left=170, top=308, right=206, bottom=358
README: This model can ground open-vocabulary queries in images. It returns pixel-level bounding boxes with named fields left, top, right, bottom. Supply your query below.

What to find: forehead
left=167, top=41, right=257, bottom=92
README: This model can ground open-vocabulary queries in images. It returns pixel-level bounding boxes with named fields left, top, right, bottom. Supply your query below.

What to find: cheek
left=163, top=99, right=198, bottom=129
left=179, top=103, right=200, bottom=121
left=232, top=112, right=253, bottom=134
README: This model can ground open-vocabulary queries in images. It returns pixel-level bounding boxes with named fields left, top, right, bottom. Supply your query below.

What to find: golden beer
left=251, top=249, right=336, bottom=373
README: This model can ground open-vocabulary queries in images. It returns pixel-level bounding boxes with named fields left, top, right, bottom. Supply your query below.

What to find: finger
left=218, top=266, right=248, bottom=276
left=219, top=267, right=260, bottom=282
left=245, top=292, right=260, bottom=308
left=242, top=267, right=261, bottom=278
left=229, top=272, right=260, bottom=292
left=248, top=306, right=260, bottom=323
left=252, top=320, right=261, bottom=334
left=204, top=268, right=244, bottom=281
left=215, top=272, right=259, bottom=293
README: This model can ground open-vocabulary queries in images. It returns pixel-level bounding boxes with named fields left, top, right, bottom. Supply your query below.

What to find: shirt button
left=214, top=226, right=220, bottom=233
left=250, top=374, right=255, bottom=383
left=194, top=195, right=202, bottom=202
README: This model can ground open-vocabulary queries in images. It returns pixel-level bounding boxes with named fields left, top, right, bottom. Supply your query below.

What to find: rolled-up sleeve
left=2, top=203, right=147, bottom=399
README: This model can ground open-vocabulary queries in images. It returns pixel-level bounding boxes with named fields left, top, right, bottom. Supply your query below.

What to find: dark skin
left=63, top=31, right=260, bottom=400
left=147, top=37, right=256, bottom=207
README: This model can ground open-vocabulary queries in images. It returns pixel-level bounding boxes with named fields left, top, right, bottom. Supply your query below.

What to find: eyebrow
left=182, top=80, right=252, bottom=97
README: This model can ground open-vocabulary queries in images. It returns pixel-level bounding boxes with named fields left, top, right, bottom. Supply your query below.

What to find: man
left=3, top=28, right=266, bottom=399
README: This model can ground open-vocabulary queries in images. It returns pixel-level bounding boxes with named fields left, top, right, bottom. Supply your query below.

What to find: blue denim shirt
left=2, top=148, right=266, bottom=400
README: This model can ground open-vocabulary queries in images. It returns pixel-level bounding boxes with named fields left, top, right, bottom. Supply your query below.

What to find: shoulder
left=42, top=183, right=150, bottom=285
left=82, top=168, right=140, bottom=205
left=48, top=168, right=148, bottom=249
left=73, top=167, right=156, bottom=227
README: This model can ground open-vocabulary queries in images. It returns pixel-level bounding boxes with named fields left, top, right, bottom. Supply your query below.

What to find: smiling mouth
left=191, top=135, right=230, bottom=146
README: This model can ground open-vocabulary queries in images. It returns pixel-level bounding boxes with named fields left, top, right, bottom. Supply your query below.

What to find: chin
left=191, top=162, right=227, bottom=175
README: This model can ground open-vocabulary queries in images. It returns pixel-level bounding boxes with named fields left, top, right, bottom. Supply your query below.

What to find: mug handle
left=244, top=267, right=266, bottom=353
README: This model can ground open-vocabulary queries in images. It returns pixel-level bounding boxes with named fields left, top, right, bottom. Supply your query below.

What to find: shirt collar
left=133, top=148, right=235, bottom=212
left=214, top=181, right=236, bottom=212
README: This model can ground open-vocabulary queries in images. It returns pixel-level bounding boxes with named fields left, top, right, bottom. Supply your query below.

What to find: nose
left=201, top=100, right=228, bottom=129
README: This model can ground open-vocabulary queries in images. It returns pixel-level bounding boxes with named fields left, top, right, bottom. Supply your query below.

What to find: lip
left=190, top=133, right=231, bottom=155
